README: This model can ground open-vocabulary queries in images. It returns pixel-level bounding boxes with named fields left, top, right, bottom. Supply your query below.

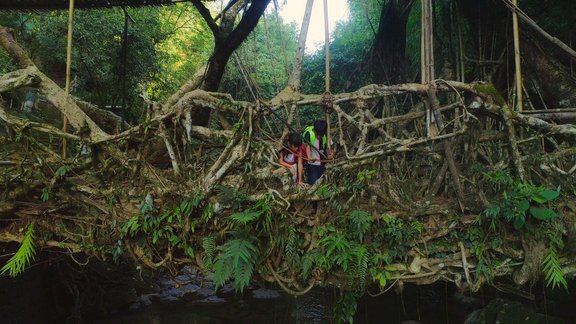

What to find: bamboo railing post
left=421, top=0, right=465, bottom=209
left=63, top=0, right=75, bottom=158
left=323, top=0, right=332, bottom=153
left=512, top=0, right=523, bottom=112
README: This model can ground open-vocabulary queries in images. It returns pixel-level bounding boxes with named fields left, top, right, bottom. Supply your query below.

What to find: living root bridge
left=1, top=26, right=576, bottom=295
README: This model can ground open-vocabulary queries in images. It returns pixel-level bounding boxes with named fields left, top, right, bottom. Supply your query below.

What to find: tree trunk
left=370, top=0, right=415, bottom=84
left=522, top=35, right=576, bottom=108
left=191, top=0, right=271, bottom=126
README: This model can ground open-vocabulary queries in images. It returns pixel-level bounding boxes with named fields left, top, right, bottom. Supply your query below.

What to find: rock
left=251, top=288, right=280, bottom=299
left=464, top=298, right=569, bottom=324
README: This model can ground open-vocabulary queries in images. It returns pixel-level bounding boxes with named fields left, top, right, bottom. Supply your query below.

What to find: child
left=278, top=133, right=305, bottom=187
left=303, top=120, right=333, bottom=214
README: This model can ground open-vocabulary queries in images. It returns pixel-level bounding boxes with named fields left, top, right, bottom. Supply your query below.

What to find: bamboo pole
left=501, top=0, right=576, bottom=60
left=512, top=0, right=523, bottom=112
left=323, top=0, right=330, bottom=93
left=63, top=0, right=75, bottom=158
left=323, top=0, right=332, bottom=153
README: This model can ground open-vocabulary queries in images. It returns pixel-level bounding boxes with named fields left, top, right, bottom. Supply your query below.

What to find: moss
left=472, top=83, right=506, bottom=106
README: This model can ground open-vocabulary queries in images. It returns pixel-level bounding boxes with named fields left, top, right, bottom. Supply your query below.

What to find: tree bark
left=370, top=0, right=415, bottom=84
left=191, top=0, right=271, bottom=126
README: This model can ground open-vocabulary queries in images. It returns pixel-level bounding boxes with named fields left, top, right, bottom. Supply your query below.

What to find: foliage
left=230, top=193, right=273, bottom=238
left=302, top=0, right=377, bottom=94
left=40, top=187, right=50, bottom=202
left=543, top=246, right=568, bottom=290
left=0, top=46, right=17, bottom=75
left=202, top=235, right=216, bottom=271
left=309, top=223, right=370, bottom=286
left=120, top=195, right=203, bottom=260
left=220, top=11, right=297, bottom=101
left=0, top=4, right=212, bottom=122
left=55, top=165, right=71, bottom=178
left=1, top=223, right=35, bottom=277
left=376, top=214, right=423, bottom=260
left=333, top=290, right=362, bottom=324
left=481, top=170, right=567, bottom=289
left=346, top=209, right=374, bottom=242
left=481, top=170, right=561, bottom=231
left=284, top=225, right=300, bottom=269
left=213, top=231, right=259, bottom=293
left=215, top=185, right=250, bottom=210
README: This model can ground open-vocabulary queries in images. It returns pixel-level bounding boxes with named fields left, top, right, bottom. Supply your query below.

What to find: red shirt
left=281, top=145, right=306, bottom=165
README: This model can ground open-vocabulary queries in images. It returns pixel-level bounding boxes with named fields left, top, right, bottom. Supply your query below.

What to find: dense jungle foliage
left=1, top=0, right=576, bottom=323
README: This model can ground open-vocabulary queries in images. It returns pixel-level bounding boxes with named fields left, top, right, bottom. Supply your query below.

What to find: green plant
left=55, top=165, right=71, bottom=178
left=333, top=290, right=361, bottom=324
left=215, top=185, right=249, bottom=210
left=481, top=176, right=561, bottom=231
left=202, top=235, right=216, bottom=271
left=481, top=173, right=568, bottom=289
left=120, top=196, right=201, bottom=261
left=347, top=209, right=374, bottom=242
left=376, top=215, right=422, bottom=259
left=542, top=245, right=568, bottom=290
left=369, top=250, right=397, bottom=287
left=213, top=231, right=259, bottom=293
left=1, top=223, right=35, bottom=277
left=40, top=187, right=50, bottom=202
left=230, top=193, right=273, bottom=237
left=357, top=169, right=376, bottom=182
left=284, top=225, right=300, bottom=269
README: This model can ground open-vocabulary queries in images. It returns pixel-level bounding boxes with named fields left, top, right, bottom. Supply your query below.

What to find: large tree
left=188, top=0, right=271, bottom=126
left=370, top=0, right=415, bottom=84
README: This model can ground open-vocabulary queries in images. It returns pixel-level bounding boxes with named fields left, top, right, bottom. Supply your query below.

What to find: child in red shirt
left=279, top=133, right=306, bottom=187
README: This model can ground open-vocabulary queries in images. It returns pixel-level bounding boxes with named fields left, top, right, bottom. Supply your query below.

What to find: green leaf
left=532, top=190, right=560, bottom=204
left=231, top=211, right=260, bottom=224
left=517, top=200, right=530, bottom=212
left=1, top=224, right=36, bottom=277
left=543, top=247, right=568, bottom=290
left=529, top=206, right=558, bottom=220
left=513, top=216, right=525, bottom=230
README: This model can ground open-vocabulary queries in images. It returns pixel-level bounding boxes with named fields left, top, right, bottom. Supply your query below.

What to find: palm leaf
left=1, top=223, right=36, bottom=277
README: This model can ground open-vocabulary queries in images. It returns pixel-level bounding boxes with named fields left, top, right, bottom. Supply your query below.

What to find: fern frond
left=213, top=257, right=233, bottom=288
left=234, top=260, right=255, bottom=293
left=352, top=244, right=369, bottom=286
left=202, top=236, right=215, bottom=271
left=301, top=251, right=320, bottom=279
left=285, top=226, right=300, bottom=268
left=543, top=246, right=568, bottom=290
left=348, top=210, right=373, bottom=241
left=214, top=234, right=259, bottom=293
left=1, top=224, right=36, bottom=277
left=230, top=210, right=260, bottom=225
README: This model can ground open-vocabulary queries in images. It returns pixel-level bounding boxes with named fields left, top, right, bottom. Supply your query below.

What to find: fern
left=333, top=290, right=360, bottom=324
left=231, top=211, right=260, bottom=224
left=1, top=223, right=36, bottom=277
left=202, top=236, right=216, bottom=271
left=543, top=246, right=568, bottom=290
left=285, top=225, right=300, bottom=268
left=351, top=244, right=369, bottom=287
left=301, top=250, right=320, bottom=279
left=213, top=233, right=259, bottom=293
left=215, top=185, right=249, bottom=210
left=348, top=209, right=373, bottom=241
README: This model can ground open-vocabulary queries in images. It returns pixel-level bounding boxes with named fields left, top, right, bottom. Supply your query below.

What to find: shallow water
left=2, top=260, right=575, bottom=324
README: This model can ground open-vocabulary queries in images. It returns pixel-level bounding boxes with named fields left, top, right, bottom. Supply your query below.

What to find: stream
left=1, top=260, right=575, bottom=323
